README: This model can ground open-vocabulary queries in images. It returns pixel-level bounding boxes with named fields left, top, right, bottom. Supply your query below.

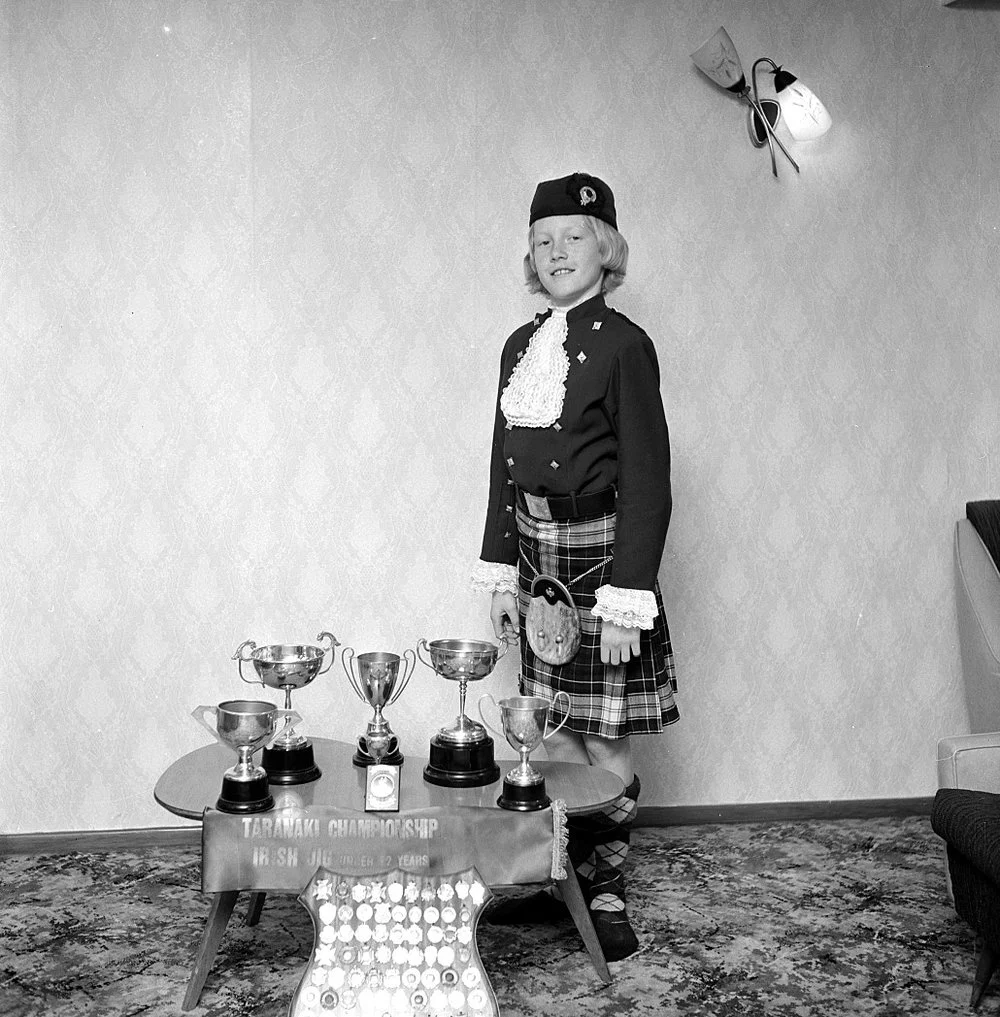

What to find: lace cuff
left=471, top=560, right=519, bottom=596
left=592, top=585, right=658, bottom=630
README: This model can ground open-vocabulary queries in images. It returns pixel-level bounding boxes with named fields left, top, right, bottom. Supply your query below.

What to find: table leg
left=182, top=889, right=239, bottom=1011
left=556, top=866, right=612, bottom=985
left=246, top=891, right=266, bottom=926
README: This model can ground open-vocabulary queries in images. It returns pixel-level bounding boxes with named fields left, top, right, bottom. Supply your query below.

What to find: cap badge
left=578, top=185, right=597, bottom=207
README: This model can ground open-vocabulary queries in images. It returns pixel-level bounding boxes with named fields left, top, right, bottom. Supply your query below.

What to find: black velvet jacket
left=479, top=294, right=671, bottom=593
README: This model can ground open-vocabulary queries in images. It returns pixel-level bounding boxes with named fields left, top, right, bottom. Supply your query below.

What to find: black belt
left=518, top=486, right=616, bottom=522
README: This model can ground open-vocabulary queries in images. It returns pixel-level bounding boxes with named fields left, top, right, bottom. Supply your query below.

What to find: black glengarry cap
left=529, top=172, right=617, bottom=230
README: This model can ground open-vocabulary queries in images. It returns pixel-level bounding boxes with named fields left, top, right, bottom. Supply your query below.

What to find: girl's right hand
left=490, top=591, right=520, bottom=642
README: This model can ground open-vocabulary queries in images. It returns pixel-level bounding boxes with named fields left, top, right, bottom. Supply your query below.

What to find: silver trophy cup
left=342, top=648, right=415, bottom=768
left=478, top=692, right=570, bottom=811
left=232, top=630, right=339, bottom=784
left=418, top=637, right=508, bottom=787
left=192, top=699, right=301, bottom=814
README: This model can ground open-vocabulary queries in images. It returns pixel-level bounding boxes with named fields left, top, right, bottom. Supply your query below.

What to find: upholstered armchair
left=933, top=501, right=1000, bottom=1007
left=954, top=502, right=1000, bottom=733
left=937, top=502, right=1000, bottom=798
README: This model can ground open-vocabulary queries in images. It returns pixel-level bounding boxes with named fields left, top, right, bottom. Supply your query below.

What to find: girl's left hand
left=600, top=622, right=640, bottom=665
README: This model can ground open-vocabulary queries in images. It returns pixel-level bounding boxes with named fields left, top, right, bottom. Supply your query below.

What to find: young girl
left=471, top=173, right=678, bottom=961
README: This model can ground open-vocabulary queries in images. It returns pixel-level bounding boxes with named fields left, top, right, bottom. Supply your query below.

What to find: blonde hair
left=523, top=216, right=629, bottom=296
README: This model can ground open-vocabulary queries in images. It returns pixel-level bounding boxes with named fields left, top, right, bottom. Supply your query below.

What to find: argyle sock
left=571, top=774, right=641, bottom=961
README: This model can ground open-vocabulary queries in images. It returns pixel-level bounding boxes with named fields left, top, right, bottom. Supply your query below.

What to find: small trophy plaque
left=362, top=729, right=400, bottom=812
left=191, top=700, right=301, bottom=814
left=418, top=638, right=507, bottom=788
left=343, top=648, right=415, bottom=768
left=233, top=630, right=339, bottom=785
left=479, top=692, right=570, bottom=811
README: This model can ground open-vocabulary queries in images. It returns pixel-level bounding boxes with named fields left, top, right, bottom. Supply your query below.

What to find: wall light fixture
left=691, top=27, right=832, bottom=178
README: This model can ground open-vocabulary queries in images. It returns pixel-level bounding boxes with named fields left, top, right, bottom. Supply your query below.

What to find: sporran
left=525, top=574, right=582, bottom=666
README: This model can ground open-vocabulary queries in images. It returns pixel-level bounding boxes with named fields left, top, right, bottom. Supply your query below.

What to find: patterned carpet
left=0, top=816, right=987, bottom=1016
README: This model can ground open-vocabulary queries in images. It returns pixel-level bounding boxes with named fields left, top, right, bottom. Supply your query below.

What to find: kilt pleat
left=515, top=507, right=679, bottom=740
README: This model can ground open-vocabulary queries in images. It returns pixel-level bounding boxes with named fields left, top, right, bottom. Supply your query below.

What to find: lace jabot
left=499, top=308, right=569, bottom=428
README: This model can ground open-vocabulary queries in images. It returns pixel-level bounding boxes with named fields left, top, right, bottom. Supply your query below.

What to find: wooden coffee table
left=155, top=738, right=624, bottom=1008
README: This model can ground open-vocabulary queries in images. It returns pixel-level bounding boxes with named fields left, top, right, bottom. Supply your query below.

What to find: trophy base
left=262, top=742, right=322, bottom=785
left=353, top=734, right=403, bottom=769
left=217, top=773, right=274, bottom=814
left=497, top=776, right=550, bottom=812
left=354, top=747, right=404, bottom=768
left=423, top=734, right=501, bottom=788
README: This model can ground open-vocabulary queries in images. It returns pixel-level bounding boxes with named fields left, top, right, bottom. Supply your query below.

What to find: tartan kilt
left=515, top=507, right=679, bottom=740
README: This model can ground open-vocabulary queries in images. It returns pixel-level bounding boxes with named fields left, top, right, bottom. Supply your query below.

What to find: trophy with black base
left=343, top=648, right=415, bottom=769
left=418, top=637, right=508, bottom=787
left=479, top=692, right=570, bottom=811
left=233, top=630, right=339, bottom=785
left=192, top=700, right=301, bottom=814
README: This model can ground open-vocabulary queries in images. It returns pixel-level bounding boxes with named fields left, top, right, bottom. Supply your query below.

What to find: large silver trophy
left=232, top=631, right=339, bottom=785
left=479, top=692, right=570, bottom=811
left=342, top=648, right=415, bottom=768
left=192, top=700, right=301, bottom=814
left=418, top=637, right=508, bottom=787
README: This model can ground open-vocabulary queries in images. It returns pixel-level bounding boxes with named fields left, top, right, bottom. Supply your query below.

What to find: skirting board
left=638, top=796, right=934, bottom=827
left=0, top=797, right=934, bottom=857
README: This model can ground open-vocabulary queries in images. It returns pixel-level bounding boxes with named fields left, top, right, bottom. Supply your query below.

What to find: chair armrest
left=955, top=519, right=1000, bottom=732
left=938, top=733, right=1000, bottom=791
left=932, top=788, right=1000, bottom=881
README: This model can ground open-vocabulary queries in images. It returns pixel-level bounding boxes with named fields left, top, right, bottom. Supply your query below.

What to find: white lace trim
left=471, top=560, right=519, bottom=596
left=499, top=308, right=569, bottom=428
left=593, top=585, right=658, bottom=630
left=550, top=799, right=569, bottom=880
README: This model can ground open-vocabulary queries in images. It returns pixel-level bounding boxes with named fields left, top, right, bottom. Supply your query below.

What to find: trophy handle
left=415, top=638, right=432, bottom=670
left=271, top=709, right=302, bottom=745
left=232, top=640, right=261, bottom=686
left=191, top=705, right=221, bottom=745
left=477, top=693, right=504, bottom=739
left=542, top=691, right=572, bottom=740
left=390, top=648, right=417, bottom=706
left=342, top=646, right=363, bottom=700
left=496, top=635, right=510, bottom=661
left=316, top=630, right=340, bottom=675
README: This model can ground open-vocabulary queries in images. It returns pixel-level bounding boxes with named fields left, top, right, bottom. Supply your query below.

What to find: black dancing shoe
left=590, top=909, right=639, bottom=961
left=485, top=890, right=569, bottom=925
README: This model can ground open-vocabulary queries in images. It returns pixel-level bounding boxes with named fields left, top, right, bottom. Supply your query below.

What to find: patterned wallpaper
left=2, top=0, right=998, bottom=833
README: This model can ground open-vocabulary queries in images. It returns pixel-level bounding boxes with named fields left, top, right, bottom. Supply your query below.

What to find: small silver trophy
left=342, top=648, right=415, bottom=769
left=418, top=637, right=508, bottom=787
left=192, top=700, right=301, bottom=814
left=478, top=692, right=570, bottom=811
left=233, top=631, right=339, bottom=785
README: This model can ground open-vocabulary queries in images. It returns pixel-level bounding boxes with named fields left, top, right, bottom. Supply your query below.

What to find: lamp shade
left=691, top=26, right=746, bottom=94
left=774, top=71, right=832, bottom=141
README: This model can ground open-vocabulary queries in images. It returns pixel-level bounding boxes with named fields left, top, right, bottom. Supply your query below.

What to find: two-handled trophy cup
left=418, top=637, right=508, bottom=787
left=478, top=692, right=571, bottom=810
left=342, top=648, right=415, bottom=768
left=192, top=700, right=301, bottom=814
left=232, top=631, right=339, bottom=785
left=342, top=649, right=414, bottom=813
